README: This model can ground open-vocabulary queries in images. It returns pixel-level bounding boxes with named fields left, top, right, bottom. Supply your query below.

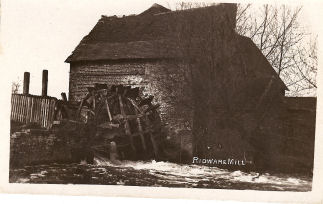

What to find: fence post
left=61, top=92, right=67, bottom=102
left=23, top=72, right=30, bottom=95
left=42, top=70, right=48, bottom=97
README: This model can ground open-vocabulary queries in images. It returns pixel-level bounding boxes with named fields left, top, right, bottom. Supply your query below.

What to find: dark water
left=9, top=159, right=312, bottom=191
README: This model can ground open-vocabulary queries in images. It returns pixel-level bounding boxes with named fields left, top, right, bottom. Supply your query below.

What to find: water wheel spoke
left=134, top=108, right=147, bottom=151
left=105, top=98, right=112, bottom=121
left=144, top=114, right=159, bottom=159
left=118, top=93, right=136, bottom=153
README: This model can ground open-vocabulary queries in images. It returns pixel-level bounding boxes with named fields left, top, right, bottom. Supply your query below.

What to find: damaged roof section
left=65, top=3, right=237, bottom=62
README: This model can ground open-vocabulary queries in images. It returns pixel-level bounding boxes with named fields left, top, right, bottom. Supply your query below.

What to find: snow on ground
left=93, top=158, right=311, bottom=190
left=9, top=158, right=312, bottom=191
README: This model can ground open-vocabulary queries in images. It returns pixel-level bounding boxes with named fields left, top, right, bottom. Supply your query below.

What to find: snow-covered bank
left=9, top=159, right=312, bottom=191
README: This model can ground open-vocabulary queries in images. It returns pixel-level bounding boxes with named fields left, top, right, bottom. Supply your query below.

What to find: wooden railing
left=11, top=94, right=57, bottom=129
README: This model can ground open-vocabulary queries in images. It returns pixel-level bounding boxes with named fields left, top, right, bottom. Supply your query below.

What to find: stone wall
left=10, top=120, right=98, bottom=167
left=10, top=129, right=72, bottom=167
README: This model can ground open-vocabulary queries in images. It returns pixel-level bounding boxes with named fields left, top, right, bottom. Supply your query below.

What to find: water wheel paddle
left=77, top=84, right=163, bottom=161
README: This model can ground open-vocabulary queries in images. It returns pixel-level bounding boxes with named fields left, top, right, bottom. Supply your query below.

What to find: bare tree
left=289, top=36, right=318, bottom=96
left=236, top=4, right=317, bottom=96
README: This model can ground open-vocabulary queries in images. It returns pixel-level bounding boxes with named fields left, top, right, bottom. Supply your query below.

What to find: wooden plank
left=23, top=96, right=27, bottom=123
left=36, top=98, right=40, bottom=124
left=10, top=95, right=13, bottom=121
left=30, top=97, right=34, bottom=123
left=16, top=95, right=20, bottom=122
left=18, top=95, right=22, bottom=122
left=47, top=99, right=52, bottom=128
left=25, top=96, right=31, bottom=123
left=11, top=95, right=16, bottom=121
left=127, top=98, right=142, bottom=113
left=14, top=95, right=18, bottom=121
left=39, top=98, right=42, bottom=125
left=105, top=99, right=112, bottom=121
left=23, top=95, right=27, bottom=122
left=134, top=108, right=146, bottom=151
left=40, top=98, right=44, bottom=127
left=39, top=98, right=43, bottom=125
left=25, top=96, right=29, bottom=123
left=37, top=97, right=40, bottom=124
left=92, top=95, right=96, bottom=110
left=47, top=99, right=53, bottom=128
left=10, top=95, right=14, bottom=120
left=49, top=99, right=57, bottom=128
left=144, top=114, right=158, bottom=159
left=41, top=98, right=45, bottom=128
left=47, top=99, right=52, bottom=129
left=118, top=94, right=136, bottom=152
left=35, top=97, right=39, bottom=124
left=20, top=95, right=23, bottom=122
left=51, top=100, right=56, bottom=125
left=11, top=95, right=14, bottom=121
left=16, top=95, right=19, bottom=121
left=21, top=95, right=25, bottom=122
left=29, top=96, right=33, bottom=123
left=15, top=95, right=18, bottom=121
left=44, top=98, right=47, bottom=128
left=77, top=99, right=85, bottom=118
left=112, top=112, right=152, bottom=121
left=26, top=96, right=30, bottom=122
left=32, top=97, right=36, bottom=123
left=40, top=98, right=43, bottom=125
left=44, top=99, right=47, bottom=128
left=20, top=96, right=24, bottom=122
left=46, top=99, right=50, bottom=128
left=33, top=97, right=38, bottom=123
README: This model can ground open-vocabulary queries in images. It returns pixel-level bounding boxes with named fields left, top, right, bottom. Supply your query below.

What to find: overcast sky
left=0, top=0, right=322, bottom=98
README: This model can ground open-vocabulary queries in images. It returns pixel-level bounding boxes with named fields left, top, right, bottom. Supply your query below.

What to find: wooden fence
left=11, top=94, right=58, bottom=129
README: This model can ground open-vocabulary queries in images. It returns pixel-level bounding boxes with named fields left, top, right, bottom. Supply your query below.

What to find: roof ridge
left=151, top=3, right=163, bottom=8
left=139, top=3, right=171, bottom=16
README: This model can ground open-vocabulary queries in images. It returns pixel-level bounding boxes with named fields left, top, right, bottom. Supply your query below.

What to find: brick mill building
left=65, top=3, right=316, bottom=171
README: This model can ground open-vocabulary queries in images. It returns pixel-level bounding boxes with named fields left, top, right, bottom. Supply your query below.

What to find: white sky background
left=0, top=0, right=321, bottom=98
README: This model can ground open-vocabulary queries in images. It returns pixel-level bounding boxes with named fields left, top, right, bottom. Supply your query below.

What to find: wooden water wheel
left=77, top=84, right=163, bottom=161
